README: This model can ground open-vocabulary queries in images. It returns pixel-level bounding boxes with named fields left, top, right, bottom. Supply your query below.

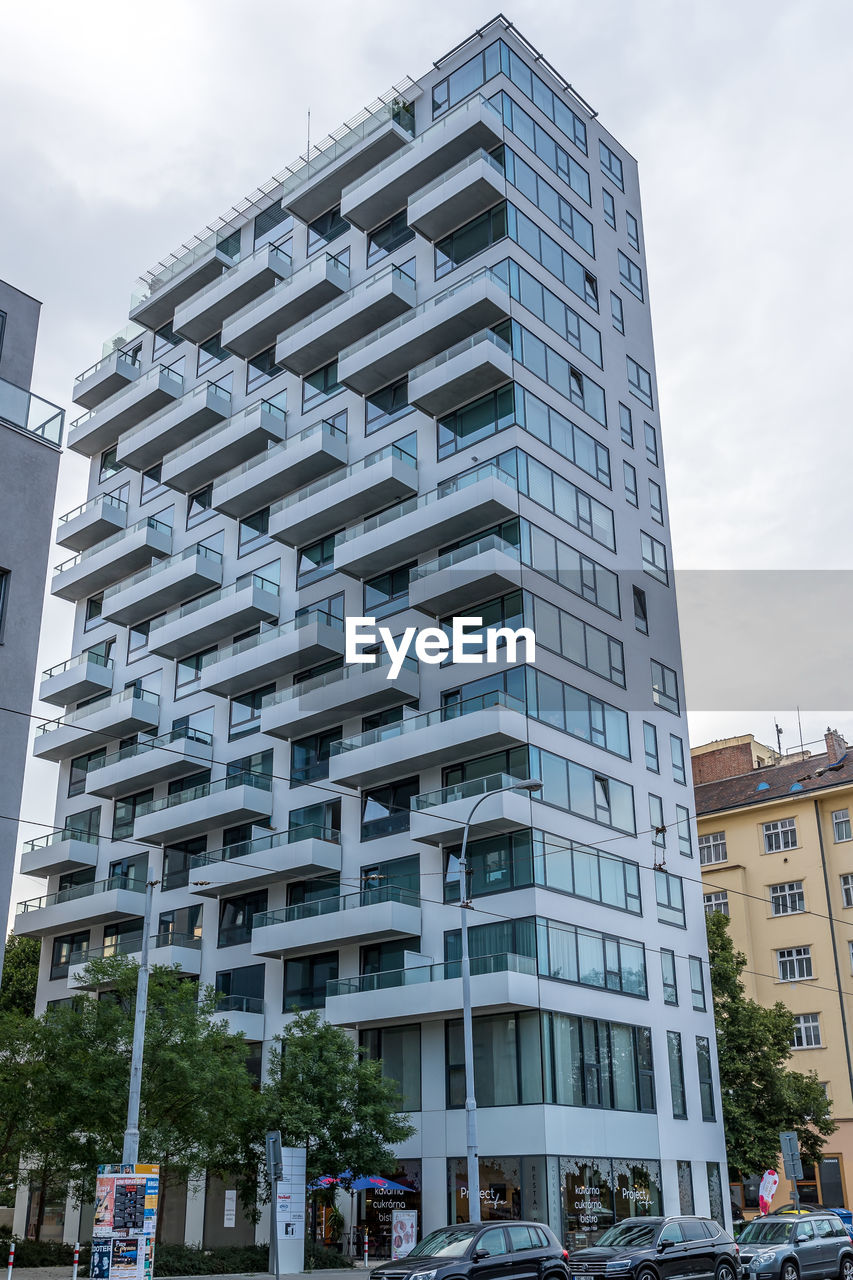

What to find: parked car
left=737, top=1210, right=853, bottom=1280
left=370, top=1222, right=569, bottom=1280
left=569, top=1215, right=740, bottom=1280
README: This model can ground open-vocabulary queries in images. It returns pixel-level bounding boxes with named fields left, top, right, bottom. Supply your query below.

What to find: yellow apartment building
left=693, top=729, right=853, bottom=1216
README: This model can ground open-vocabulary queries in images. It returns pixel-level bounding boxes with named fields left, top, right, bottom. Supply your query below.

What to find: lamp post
left=122, top=851, right=160, bottom=1165
left=458, top=778, right=541, bottom=1223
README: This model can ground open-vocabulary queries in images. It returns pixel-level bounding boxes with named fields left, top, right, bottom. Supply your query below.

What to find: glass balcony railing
left=132, top=231, right=242, bottom=309
left=58, top=491, right=128, bottom=528
left=254, top=884, right=418, bottom=931
left=336, top=460, right=515, bottom=545
left=22, top=826, right=100, bottom=854
left=199, top=607, right=342, bottom=669
left=331, top=690, right=524, bottom=756
left=410, top=532, right=519, bottom=582
left=102, top=540, right=221, bottom=601
left=408, top=327, right=512, bottom=383
left=191, top=823, right=340, bottom=870
left=35, top=686, right=159, bottom=736
left=281, top=261, right=415, bottom=339
left=225, top=251, right=350, bottom=331
left=285, top=96, right=415, bottom=196
left=70, top=364, right=184, bottom=434
left=408, top=145, right=505, bottom=206
left=270, top=442, right=415, bottom=516
left=149, top=572, right=279, bottom=632
left=86, top=726, right=213, bottom=775
left=117, top=377, right=229, bottom=448
left=70, top=934, right=143, bottom=964
left=411, top=771, right=525, bottom=812
left=17, top=874, right=146, bottom=914
left=74, top=346, right=141, bottom=387
left=101, top=323, right=145, bottom=360
left=263, top=652, right=415, bottom=708
left=327, top=951, right=535, bottom=997
left=0, top=373, right=64, bottom=446
left=162, top=394, right=273, bottom=467
left=135, top=770, right=272, bottom=819
left=154, top=930, right=202, bottom=950
left=215, top=994, right=263, bottom=1014
left=42, top=650, right=114, bottom=681
left=178, top=239, right=293, bottom=310
left=54, top=516, right=171, bottom=577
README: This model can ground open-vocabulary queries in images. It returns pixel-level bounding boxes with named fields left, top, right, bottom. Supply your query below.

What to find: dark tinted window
left=658, top=1223, right=684, bottom=1244
left=477, top=1228, right=509, bottom=1257
left=680, top=1220, right=707, bottom=1242
left=507, top=1226, right=538, bottom=1251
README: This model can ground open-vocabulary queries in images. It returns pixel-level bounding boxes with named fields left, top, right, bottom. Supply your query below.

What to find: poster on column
left=92, top=1165, right=159, bottom=1280
left=391, top=1211, right=417, bottom=1259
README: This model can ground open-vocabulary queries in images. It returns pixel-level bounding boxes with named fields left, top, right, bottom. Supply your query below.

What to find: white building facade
left=16, top=16, right=729, bottom=1250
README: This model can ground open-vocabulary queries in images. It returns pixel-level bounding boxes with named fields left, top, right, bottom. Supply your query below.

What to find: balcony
left=116, top=381, right=232, bottom=472
left=328, top=690, right=528, bottom=788
left=407, top=329, right=513, bottom=418
left=173, top=241, right=293, bottom=342
left=129, top=232, right=243, bottom=330
left=268, top=443, right=417, bottom=548
left=408, top=534, right=521, bottom=616
left=211, top=417, right=348, bottom=519
left=333, top=461, right=518, bottom=578
left=211, top=996, right=265, bottom=1039
left=39, top=651, right=114, bottom=707
left=284, top=95, right=416, bottom=224
left=221, top=253, right=350, bottom=359
left=56, top=492, right=129, bottom=553
left=0, top=373, right=64, bottom=447
left=72, top=348, right=141, bottom=410
left=326, top=952, right=538, bottom=1029
left=68, top=931, right=203, bottom=989
left=51, top=516, right=172, bottom=603
left=337, top=266, right=510, bottom=395
left=410, top=772, right=535, bottom=846
left=261, top=654, right=419, bottom=739
left=14, top=875, right=147, bottom=939
left=252, top=886, right=421, bottom=959
left=133, top=772, right=274, bottom=845
left=407, top=149, right=507, bottom=241
left=101, top=544, right=223, bottom=628
left=68, top=364, right=184, bottom=457
left=148, top=573, right=280, bottom=660
left=340, top=95, right=503, bottom=231
left=275, top=264, right=416, bottom=376
left=160, top=397, right=287, bottom=493
left=198, top=608, right=345, bottom=697
left=33, top=687, right=160, bottom=763
left=190, top=826, right=341, bottom=897
left=19, top=830, right=100, bottom=879
left=86, top=728, right=214, bottom=799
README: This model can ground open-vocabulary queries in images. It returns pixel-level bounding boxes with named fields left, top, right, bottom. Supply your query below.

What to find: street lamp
left=458, top=778, right=541, bottom=1223
left=122, top=851, right=160, bottom=1165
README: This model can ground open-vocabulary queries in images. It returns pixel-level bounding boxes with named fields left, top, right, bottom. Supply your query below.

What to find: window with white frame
left=791, top=1013, right=821, bottom=1048
left=833, top=809, right=852, bottom=842
left=770, top=881, right=805, bottom=915
left=699, top=831, right=727, bottom=865
left=703, top=890, right=729, bottom=918
left=841, top=874, right=853, bottom=908
left=777, top=946, right=812, bottom=981
left=763, top=817, right=797, bottom=853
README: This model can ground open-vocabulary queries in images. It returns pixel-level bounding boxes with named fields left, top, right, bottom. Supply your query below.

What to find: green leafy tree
left=0, top=934, right=40, bottom=1016
left=706, top=910, right=835, bottom=1175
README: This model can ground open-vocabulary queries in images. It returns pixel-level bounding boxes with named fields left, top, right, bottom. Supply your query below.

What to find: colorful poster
left=90, top=1240, right=112, bottom=1279
left=94, top=1177, right=116, bottom=1238
left=759, top=1169, right=779, bottom=1215
left=94, top=1166, right=159, bottom=1238
left=391, top=1210, right=417, bottom=1259
left=110, top=1238, right=139, bottom=1280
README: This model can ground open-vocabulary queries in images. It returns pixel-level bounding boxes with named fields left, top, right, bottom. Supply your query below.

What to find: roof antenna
left=307, top=109, right=311, bottom=160
left=796, top=706, right=805, bottom=759
left=775, top=720, right=784, bottom=756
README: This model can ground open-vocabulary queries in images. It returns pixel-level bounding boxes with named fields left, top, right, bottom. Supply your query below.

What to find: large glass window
left=690, top=957, right=707, bottom=1010
left=667, top=1030, right=687, bottom=1118
left=367, top=210, right=415, bottom=266
left=229, top=682, right=275, bottom=739
left=618, top=250, right=644, bottom=301
left=283, top=952, right=338, bottom=1012
left=492, top=92, right=590, bottom=204
left=498, top=143, right=593, bottom=255
left=365, top=376, right=412, bottom=434
left=507, top=320, right=605, bottom=425
left=215, top=963, right=265, bottom=1013
left=307, top=205, right=350, bottom=255
left=528, top=745, right=636, bottom=834
left=297, top=533, right=338, bottom=586
left=50, top=931, right=90, bottom=981
left=696, top=1036, right=716, bottom=1120
left=361, top=777, right=419, bottom=840
left=302, top=358, right=342, bottom=411
left=651, top=660, right=679, bottom=713
left=218, top=890, right=267, bottom=948
left=246, top=345, right=285, bottom=392
left=361, top=1025, right=421, bottom=1111
left=599, top=140, right=624, bottom=190
left=661, top=949, right=678, bottom=1005
left=364, top=562, right=414, bottom=619
left=291, top=728, right=342, bottom=786
left=655, top=871, right=685, bottom=927
left=764, top=817, right=798, bottom=852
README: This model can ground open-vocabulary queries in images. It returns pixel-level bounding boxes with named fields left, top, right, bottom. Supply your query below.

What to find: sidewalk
left=12, top=1271, right=373, bottom=1280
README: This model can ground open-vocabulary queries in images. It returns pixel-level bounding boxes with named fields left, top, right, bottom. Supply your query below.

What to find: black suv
left=738, top=1211, right=853, bottom=1280
left=570, top=1216, right=740, bottom=1280
left=371, top=1222, right=569, bottom=1280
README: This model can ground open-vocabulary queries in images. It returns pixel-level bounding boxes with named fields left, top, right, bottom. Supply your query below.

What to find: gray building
left=0, top=279, right=63, bottom=984
left=15, top=15, right=729, bottom=1248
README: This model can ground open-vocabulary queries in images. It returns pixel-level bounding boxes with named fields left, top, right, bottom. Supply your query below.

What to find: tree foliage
left=0, top=934, right=40, bottom=1016
left=706, top=910, right=835, bottom=1175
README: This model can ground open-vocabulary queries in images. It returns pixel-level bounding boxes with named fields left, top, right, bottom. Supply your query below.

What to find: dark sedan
left=371, top=1222, right=570, bottom=1280
left=569, top=1215, right=740, bottom=1280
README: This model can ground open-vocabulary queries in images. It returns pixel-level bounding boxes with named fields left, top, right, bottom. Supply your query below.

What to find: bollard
left=72, top=1242, right=80, bottom=1280
left=363, top=1230, right=369, bottom=1269
left=7, top=1240, right=14, bottom=1280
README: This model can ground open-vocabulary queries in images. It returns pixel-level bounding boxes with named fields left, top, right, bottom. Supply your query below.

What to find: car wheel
left=716, top=1262, right=737, bottom=1280
left=839, top=1256, right=853, bottom=1280
left=638, top=1267, right=658, bottom=1280
left=781, top=1261, right=799, bottom=1280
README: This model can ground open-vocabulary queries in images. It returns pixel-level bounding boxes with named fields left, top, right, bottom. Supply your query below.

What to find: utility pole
left=122, top=854, right=159, bottom=1165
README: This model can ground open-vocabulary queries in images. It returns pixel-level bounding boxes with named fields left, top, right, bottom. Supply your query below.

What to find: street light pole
left=458, top=779, right=541, bottom=1223
left=122, top=853, right=159, bottom=1165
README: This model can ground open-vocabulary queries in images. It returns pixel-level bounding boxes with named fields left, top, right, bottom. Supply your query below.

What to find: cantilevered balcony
left=86, top=728, right=214, bottom=799
left=14, top=874, right=147, bottom=939
left=326, top=952, right=538, bottom=1029
left=101, top=543, right=223, bottom=628
left=39, top=651, right=114, bottom=707
left=328, top=690, right=527, bottom=788
left=190, top=826, right=341, bottom=897
left=56, top=492, right=129, bottom=553
left=341, top=95, right=503, bottom=231
left=408, top=534, right=521, bottom=616
left=336, top=266, right=509, bottom=395
left=133, top=772, right=273, bottom=845
left=275, top=264, right=416, bottom=376
left=252, top=886, right=421, bottom=959
left=0, top=374, right=64, bottom=446
left=67, top=931, right=203, bottom=989
left=68, top=364, right=184, bottom=457
left=72, top=347, right=141, bottom=410
left=261, top=654, right=419, bottom=739
left=221, top=253, right=350, bottom=359
left=173, top=241, right=293, bottom=342
left=33, top=688, right=160, bottom=763
left=284, top=94, right=416, bottom=224
left=19, top=829, right=100, bottom=879
left=407, top=329, right=513, bottom=418
left=211, top=997, right=265, bottom=1039
left=147, top=573, right=280, bottom=660
left=51, top=516, right=172, bottom=603
left=268, top=442, right=417, bottom=547
left=129, top=231, right=243, bottom=330
left=160, top=397, right=287, bottom=493
left=211, top=417, right=348, bottom=518
left=198, top=608, right=345, bottom=697
left=116, top=381, right=232, bottom=472
left=407, top=149, right=507, bottom=241
left=333, top=461, right=518, bottom=578
left=410, top=772, right=535, bottom=846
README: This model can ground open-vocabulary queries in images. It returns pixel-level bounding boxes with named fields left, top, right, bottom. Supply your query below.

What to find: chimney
left=825, top=727, right=848, bottom=765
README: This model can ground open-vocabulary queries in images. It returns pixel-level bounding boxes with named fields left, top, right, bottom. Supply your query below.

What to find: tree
left=0, top=934, right=40, bottom=1016
left=706, top=910, right=835, bottom=1175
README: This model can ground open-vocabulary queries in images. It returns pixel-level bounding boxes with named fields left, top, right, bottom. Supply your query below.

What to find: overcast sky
left=3, top=0, right=852, bottom=916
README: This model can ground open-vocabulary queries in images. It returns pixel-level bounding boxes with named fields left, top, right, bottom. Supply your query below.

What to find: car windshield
left=597, top=1222, right=658, bottom=1249
left=738, top=1221, right=793, bottom=1246
left=409, top=1227, right=479, bottom=1257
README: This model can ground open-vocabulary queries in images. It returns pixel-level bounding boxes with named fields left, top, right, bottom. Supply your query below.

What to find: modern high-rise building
left=0, top=278, right=63, bottom=985
left=16, top=15, right=728, bottom=1248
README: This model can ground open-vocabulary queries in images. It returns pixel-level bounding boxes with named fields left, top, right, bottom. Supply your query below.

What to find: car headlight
left=606, top=1264, right=632, bottom=1272
left=754, top=1251, right=779, bottom=1264
left=409, top=1270, right=438, bottom=1280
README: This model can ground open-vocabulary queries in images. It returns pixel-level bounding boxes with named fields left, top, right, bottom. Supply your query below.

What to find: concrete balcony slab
left=51, top=518, right=172, bottom=602
left=286, top=107, right=415, bottom=224
left=116, top=381, right=232, bottom=472
left=198, top=610, right=345, bottom=697
left=269, top=450, right=417, bottom=548
left=134, top=778, right=274, bottom=846
left=211, top=417, right=348, bottom=519
left=160, top=399, right=287, bottom=493
left=86, top=731, right=214, bottom=799
left=191, top=831, right=341, bottom=898
left=408, top=537, right=522, bottom=616
left=407, top=330, right=513, bottom=418
left=19, top=833, right=100, bottom=879
left=408, top=150, right=507, bottom=242
left=173, top=242, right=293, bottom=342
left=262, top=658, right=419, bottom=739
left=252, top=893, right=421, bottom=959
left=14, top=880, right=148, bottom=939
left=68, top=364, right=184, bottom=457
left=72, top=349, right=141, bottom=410
left=56, top=493, right=129, bottom=552
left=101, top=547, right=223, bottom=628
left=148, top=578, right=281, bottom=660
left=33, top=689, right=161, bottom=763
left=39, top=654, right=114, bottom=707
left=130, top=241, right=241, bottom=330
left=221, top=253, right=350, bottom=359
left=410, top=780, right=535, bottom=847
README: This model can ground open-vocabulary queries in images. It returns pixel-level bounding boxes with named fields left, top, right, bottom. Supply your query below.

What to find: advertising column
left=91, top=1165, right=159, bottom=1280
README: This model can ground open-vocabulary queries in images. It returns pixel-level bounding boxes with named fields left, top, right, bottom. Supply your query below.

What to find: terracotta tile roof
left=694, top=749, right=853, bottom=816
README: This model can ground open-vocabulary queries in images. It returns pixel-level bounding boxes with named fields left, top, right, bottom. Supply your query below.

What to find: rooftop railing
left=17, top=873, right=146, bottom=914
left=149, top=571, right=279, bottom=632
left=0, top=374, right=64, bottom=446
left=254, top=884, right=419, bottom=931
left=327, top=951, right=535, bottom=997
left=331, top=689, right=524, bottom=755
left=131, top=231, right=242, bottom=308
